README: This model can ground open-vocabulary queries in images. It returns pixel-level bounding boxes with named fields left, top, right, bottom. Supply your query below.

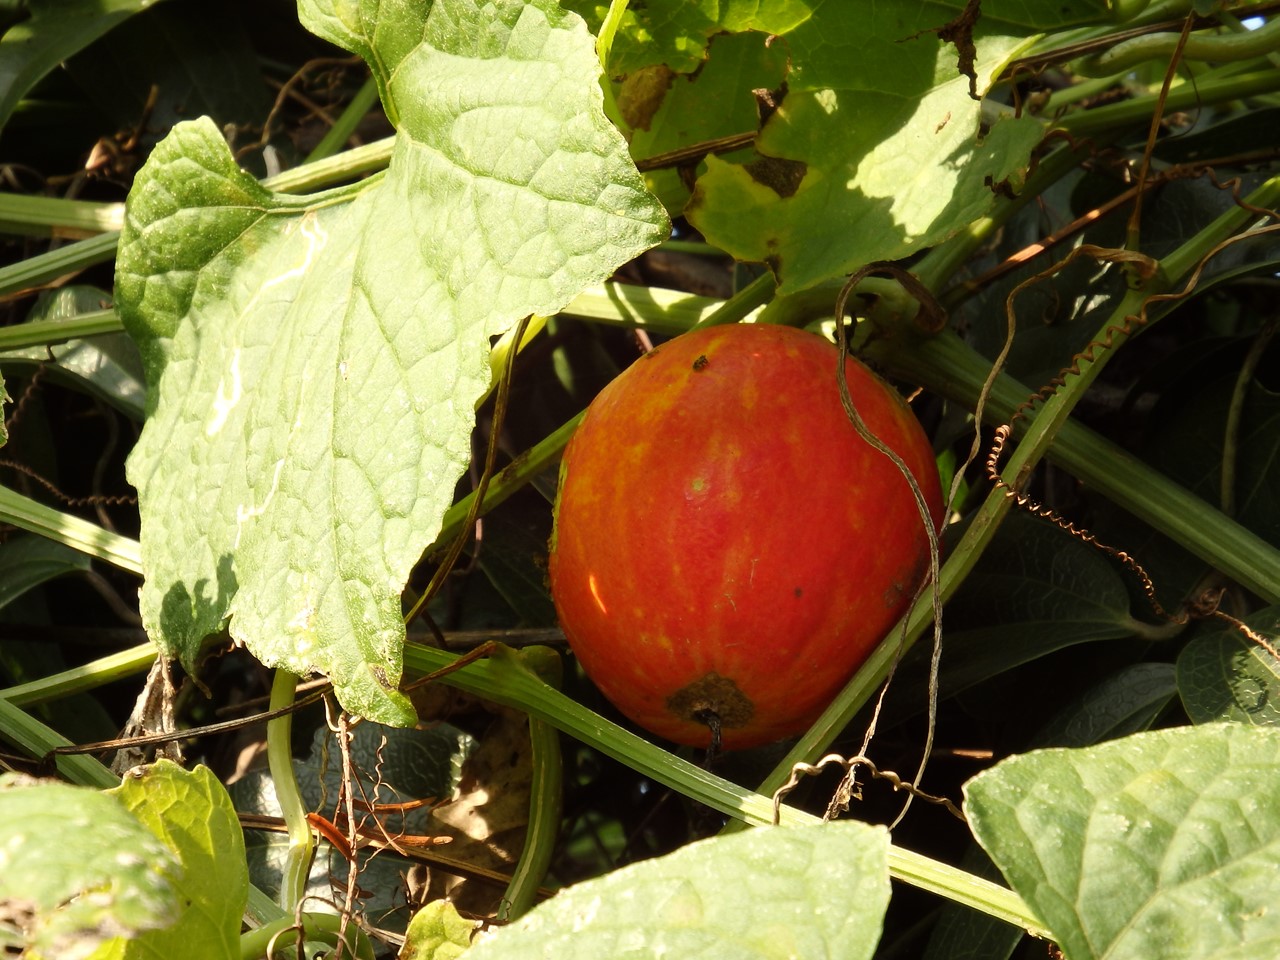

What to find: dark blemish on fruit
left=667, top=672, right=754, bottom=728
left=692, top=355, right=709, bottom=371
left=882, top=580, right=907, bottom=607
left=794, top=587, right=803, bottom=598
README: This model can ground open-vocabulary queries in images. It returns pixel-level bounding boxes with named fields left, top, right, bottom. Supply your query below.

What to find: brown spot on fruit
left=692, top=354, right=709, bottom=371
left=666, top=672, right=755, bottom=729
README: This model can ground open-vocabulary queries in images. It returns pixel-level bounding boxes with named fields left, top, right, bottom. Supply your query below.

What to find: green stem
left=238, top=911, right=375, bottom=960
left=0, top=233, right=120, bottom=298
left=304, top=75, right=382, bottom=164
left=0, top=645, right=157, bottom=707
left=595, top=0, right=629, bottom=71
left=1220, top=11, right=1280, bottom=69
left=0, top=696, right=118, bottom=787
left=499, top=647, right=566, bottom=921
left=400, top=642, right=1048, bottom=937
left=691, top=272, right=777, bottom=329
left=1075, top=12, right=1280, bottom=77
left=266, top=670, right=313, bottom=912
left=659, top=239, right=723, bottom=256
left=0, top=193, right=122, bottom=237
left=758, top=277, right=918, bottom=329
left=1057, top=68, right=1280, bottom=138
left=1222, top=319, right=1278, bottom=517
left=259, top=137, right=394, bottom=195
left=503, top=711, right=562, bottom=920
left=563, top=282, right=747, bottom=333
left=877, top=329, right=1280, bottom=603
left=0, top=485, right=142, bottom=574
left=0, top=279, right=723, bottom=352
left=0, top=308, right=121, bottom=350
left=595, top=0, right=630, bottom=128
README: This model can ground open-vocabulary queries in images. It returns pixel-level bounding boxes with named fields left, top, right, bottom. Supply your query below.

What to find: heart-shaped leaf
left=115, top=0, right=668, bottom=724
left=684, top=0, right=1108, bottom=292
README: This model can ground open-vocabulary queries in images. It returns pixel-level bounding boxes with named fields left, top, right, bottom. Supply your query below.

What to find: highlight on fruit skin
left=548, top=323, right=944, bottom=749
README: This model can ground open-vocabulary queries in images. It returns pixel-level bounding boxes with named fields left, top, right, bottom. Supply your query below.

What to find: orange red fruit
left=549, top=323, right=942, bottom=748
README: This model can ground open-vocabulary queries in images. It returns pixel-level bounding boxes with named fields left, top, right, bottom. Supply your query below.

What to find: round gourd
left=549, top=323, right=943, bottom=749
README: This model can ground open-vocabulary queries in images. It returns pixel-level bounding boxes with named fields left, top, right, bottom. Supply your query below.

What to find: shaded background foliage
left=1, top=1, right=1279, bottom=958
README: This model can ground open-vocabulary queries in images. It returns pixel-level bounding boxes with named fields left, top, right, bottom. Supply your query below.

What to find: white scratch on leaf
left=263, top=213, right=328, bottom=291
left=287, top=577, right=318, bottom=656
left=206, top=348, right=243, bottom=436
left=234, top=458, right=285, bottom=547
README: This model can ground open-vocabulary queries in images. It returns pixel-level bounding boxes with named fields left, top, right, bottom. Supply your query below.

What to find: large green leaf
left=965, top=724, right=1280, bottom=960
left=464, top=822, right=890, bottom=960
left=115, top=0, right=668, bottom=725
left=108, top=761, right=246, bottom=960
left=1177, top=606, right=1280, bottom=727
left=0, top=775, right=180, bottom=959
left=685, top=0, right=1108, bottom=292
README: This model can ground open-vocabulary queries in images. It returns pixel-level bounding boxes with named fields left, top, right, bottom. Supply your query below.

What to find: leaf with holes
left=965, top=724, right=1280, bottom=960
left=115, top=0, right=668, bottom=725
left=562, top=0, right=809, bottom=75
left=623, top=31, right=788, bottom=215
left=685, top=0, right=1108, bottom=292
